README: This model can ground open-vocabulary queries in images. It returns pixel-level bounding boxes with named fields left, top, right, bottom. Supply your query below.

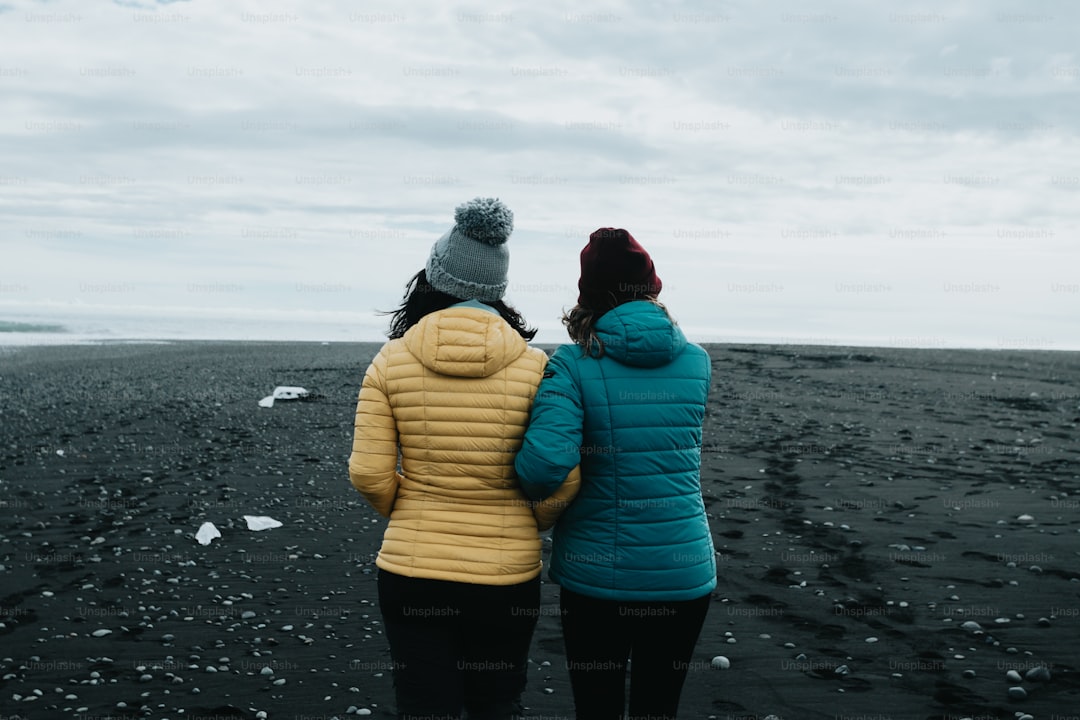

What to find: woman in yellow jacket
left=349, top=197, right=577, bottom=720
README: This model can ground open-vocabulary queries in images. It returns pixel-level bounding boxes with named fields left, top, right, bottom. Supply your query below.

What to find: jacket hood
left=404, top=305, right=527, bottom=377
left=595, top=300, right=687, bottom=368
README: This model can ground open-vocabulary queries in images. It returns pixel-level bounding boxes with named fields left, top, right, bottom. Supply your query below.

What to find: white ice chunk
left=196, top=521, right=221, bottom=545
left=258, top=386, right=309, bottom=408
left=244, top=515, right=283, bottom=531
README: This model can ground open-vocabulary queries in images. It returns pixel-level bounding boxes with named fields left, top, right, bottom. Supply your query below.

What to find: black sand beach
left=2, top=341, right=1079, bottom=719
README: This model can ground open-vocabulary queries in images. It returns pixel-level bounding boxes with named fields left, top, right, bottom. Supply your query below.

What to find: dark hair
left=562, top=296, right=667, bottom=358
left=382, top=269, right=537, bottom=341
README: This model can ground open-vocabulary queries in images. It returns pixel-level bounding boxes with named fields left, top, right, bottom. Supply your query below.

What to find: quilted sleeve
left=531, top=465, right=581, bottom=531
left=515, top=345, right=584, bottom=501
left=348, top=348, right=403, bottom=517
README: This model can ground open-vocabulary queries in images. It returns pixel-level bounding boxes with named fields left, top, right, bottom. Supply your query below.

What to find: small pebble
left=1025, top=666, right=1051, bottom=682
left=1006, top=670, right=1022, bottom=683
left=711, top=656, right=730, bottom=670
left=1007, top=686, right=1027, bottom=700
left=91, top=629, right=112, bottom=638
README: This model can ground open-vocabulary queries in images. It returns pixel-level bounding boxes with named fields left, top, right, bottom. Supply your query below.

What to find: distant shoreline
left=2, top=336, right=1078, bottom=357
left=0, top=319, right=68, bottom=333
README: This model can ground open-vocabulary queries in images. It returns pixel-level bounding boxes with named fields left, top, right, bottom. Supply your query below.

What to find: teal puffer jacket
left=515, top=301, right=716, bottom=601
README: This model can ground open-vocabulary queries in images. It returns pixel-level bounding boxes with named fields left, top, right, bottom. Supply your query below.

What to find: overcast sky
left=1, top=0, right=1078, bottom=348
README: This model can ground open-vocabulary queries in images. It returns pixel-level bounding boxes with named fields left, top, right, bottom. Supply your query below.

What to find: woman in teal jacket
left=515, top=227, right=716, bottom=720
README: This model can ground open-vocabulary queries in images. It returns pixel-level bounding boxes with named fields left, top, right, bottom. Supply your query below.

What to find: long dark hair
left=562, top=296, right=667, bottom=358
left=382, top=269, right=537, bottom=341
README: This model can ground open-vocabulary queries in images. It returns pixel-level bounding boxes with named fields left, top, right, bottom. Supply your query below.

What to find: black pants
left=377, top=569, right=541, bottom=720
left=559, top=587, right=711, bottom=720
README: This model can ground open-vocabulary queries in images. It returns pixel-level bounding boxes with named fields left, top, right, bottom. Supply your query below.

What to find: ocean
left=1, top=305, right=1076, bottom=351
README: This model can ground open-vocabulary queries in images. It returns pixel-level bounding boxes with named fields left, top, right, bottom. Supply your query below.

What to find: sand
left=2, top=341, right=1079, bottom=719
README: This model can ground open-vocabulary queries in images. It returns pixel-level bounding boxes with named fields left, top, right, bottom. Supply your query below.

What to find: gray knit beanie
left=426, top=197, right=513, bottom=302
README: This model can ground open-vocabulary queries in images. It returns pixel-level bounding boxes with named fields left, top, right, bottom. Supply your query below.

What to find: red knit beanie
left=577, top=227, right=662, bottom=311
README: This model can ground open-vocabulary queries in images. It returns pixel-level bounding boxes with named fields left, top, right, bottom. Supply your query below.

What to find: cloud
left=1, top=0, right=1077, bottom=348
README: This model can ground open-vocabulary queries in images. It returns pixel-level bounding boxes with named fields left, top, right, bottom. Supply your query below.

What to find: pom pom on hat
left=454, top=197, right=514, bottom=246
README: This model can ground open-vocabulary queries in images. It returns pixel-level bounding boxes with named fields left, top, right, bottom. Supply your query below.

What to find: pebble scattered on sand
left=4, top=342, right=1078, bottom=718
left=1025, top=666, right=1051, bottom=682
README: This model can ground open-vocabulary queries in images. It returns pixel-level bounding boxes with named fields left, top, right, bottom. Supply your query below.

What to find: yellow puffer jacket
left=349, top=304, right=579, bottom=585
